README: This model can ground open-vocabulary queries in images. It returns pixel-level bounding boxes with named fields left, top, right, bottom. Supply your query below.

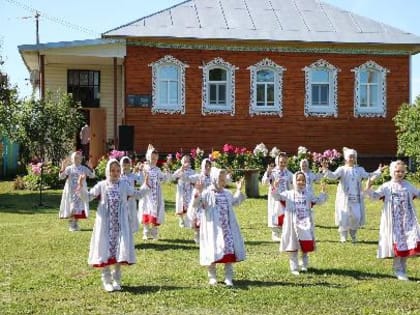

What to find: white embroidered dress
left=81, top=179, right=149, bottom=267
left=272, top=189, right=327, bottom=252
left=59, top=164, right=95, bottom=219
left=262, top=168, right=293, bottom=227
left=138, top=165, right=170, bottom=226
left=173, top=167, right=197, bottom=215
left=186, top=172, right=212, bottom=228
left=324, top=166, right=380, bottom=231
left=367, top=180, right=420, bottom=258
left=192, top=186, right=246, bottom=266
left=120, top=172, right=144, bottom=233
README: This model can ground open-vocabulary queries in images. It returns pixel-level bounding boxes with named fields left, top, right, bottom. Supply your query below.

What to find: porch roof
left=18, top=38, right=126, bottom=71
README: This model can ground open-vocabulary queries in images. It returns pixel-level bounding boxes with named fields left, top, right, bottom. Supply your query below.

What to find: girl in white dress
left=138, top=145, right=171, bottom=240
left=323, top=147, right=382, bottom=243
left=272, top=171, right=327, bottom=275
left=365, top=160, right=420, bottom=281
left=187, top=158, right=212, bottom=243
left=78, top=159, right=150, bottom=292
left=191, top=167, right=246, bottom=286
left=120, top=156, right=144, bottom=233
left=300, top=159, right=322, bottom=194
left=173, top=155, right=197, bottom=228
left=262, top=153, right=293, bottom=241
left=59, top=151, right=95, bottom=231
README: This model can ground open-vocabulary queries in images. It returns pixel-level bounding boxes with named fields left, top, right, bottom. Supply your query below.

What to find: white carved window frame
left=149, top=55, right=188, bottom=115
left=200, top=58, right=238, bottom=116
left=352, top=60, right=389, bottom=118
left=303, top=59, right=340, bottom=117
left=248, top=58, right=286, bottom=117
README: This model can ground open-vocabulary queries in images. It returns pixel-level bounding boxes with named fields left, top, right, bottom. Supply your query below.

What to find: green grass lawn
left=1, top=180, right=419, bottom=315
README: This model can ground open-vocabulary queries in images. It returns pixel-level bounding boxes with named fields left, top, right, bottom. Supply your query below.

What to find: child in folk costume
left=191, top=167, right=246, bottom=286
left=59, top=151, right=95, bottom=232
left=138, top=145, right=171, bottom=241
left=187, top=158, right=212, bottom=243
left=322, top=147, right=382, bottom=243
left=300, top=159, right=323, bottom=194
left=173, top=155, right=197, bottom=228
left=365, top=160, right=420, bottom=281
left=78, top=159, right=150, bottom=292
left=272, top=171, right=327, bottom=275
left=262, top=152, right=293, bottom=241
left=120, top=156, right=144, bottom=233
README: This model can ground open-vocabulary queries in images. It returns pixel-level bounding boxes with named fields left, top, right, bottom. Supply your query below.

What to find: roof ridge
left=102, top=0, right=191, bottom=36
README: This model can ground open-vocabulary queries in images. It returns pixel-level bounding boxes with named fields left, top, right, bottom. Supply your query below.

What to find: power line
left=3, top=0, right=101, bottom=37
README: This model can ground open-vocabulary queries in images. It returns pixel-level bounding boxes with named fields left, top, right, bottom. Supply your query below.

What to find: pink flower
left=109, top=150, right=125, bottom=159
left=31, top=162, right=43, bottom=175
left=223, top=144, right=235, bottom=154
left=175, top=152, right=182, bottom=161
left=190, top=148, right=197, bottom=159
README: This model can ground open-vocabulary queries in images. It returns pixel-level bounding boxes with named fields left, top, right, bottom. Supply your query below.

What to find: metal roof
left=103, top=0, right=420, bottom=46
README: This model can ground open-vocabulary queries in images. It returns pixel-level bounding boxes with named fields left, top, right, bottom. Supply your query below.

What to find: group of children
left=58, top=146, right=420, bottom=292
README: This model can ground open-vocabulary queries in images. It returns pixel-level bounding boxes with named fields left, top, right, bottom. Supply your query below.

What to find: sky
left=1, top=0, right=420, bottom=101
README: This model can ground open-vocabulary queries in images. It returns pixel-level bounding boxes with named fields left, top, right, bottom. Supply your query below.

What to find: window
left=201, top=58, right=238, bottom=116
left=303, top=59, right=339, bottom=117
left=353, top=61, right=389, bottom=118
left=67, top=70, right=100, bottom=107
left=149, top=55, right=188, bottom=114
left=248, top=58, right=286, bottom=116
left=209, top=68, right=227, bottom=105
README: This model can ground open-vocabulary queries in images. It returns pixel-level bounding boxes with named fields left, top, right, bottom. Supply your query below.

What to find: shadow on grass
left=233, top=279, right=347, bottom=289
left=309, top=267, right=395, bottom=280
left=136, top=239, right=197, bottom=251
left=123, top=284, right=186, bottom=295
left=318, top=239, right=378, bottom=245
left=0, top=191, right=61, bottom=214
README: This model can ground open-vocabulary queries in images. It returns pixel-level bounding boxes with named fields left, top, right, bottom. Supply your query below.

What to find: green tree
left=0, top=69, right=20, bottom=140
left=15, top=90, right=85, bottom=165
left=394, top=96, right=420, bottom=168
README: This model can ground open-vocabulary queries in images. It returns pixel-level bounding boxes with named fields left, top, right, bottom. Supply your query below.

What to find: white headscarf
left=201, top=158, right=211, bottom=174
left=210, top=167, right=223, bottom=190
left=120, top=156, right=132, bottom=174
left=71, top=151, right=81, bottom=165
left=145, top=144, right=156, bottom=163
left=293, top=171, right=306, bottom=191
left=275, top=153, right=287, bottom=167
left=343, top=147, right=357, bottom=162
left=300, top=159, right=309, bottom=170
left=105, top=158, right=120, bottom=181
left=389, top=160, right=405, bottom=180
left=181, top=155, right=190, bottom=165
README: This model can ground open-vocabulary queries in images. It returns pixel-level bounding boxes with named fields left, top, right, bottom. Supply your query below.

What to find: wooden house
left=19, top=0, right=420, bottom=164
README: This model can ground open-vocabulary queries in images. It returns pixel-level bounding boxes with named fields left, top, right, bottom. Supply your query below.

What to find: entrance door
left=89, top=108, right=106, bottom=167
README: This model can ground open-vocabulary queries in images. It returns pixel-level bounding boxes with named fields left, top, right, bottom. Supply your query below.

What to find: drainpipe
left=113, top=57, right=118, bottom=149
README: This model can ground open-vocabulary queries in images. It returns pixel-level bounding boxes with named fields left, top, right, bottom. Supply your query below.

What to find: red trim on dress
left=73, top=211, right=87, bottom=219
left=393, top=242, right=420, bottom=257
left=215, top=253, right=237, bottom=264
left=142, top=214, right=160, bottom=226
left=299, top=240, right=315, bottom=253
left=92, top=257, right=132, bottom=268
left=277, top=214, right=285, bottom=226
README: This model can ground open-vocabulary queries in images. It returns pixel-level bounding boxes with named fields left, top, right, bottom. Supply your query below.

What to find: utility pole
left=35, top=11, right=40, bottom=45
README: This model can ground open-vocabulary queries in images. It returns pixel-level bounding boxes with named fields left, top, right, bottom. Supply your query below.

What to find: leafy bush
left=21, top=162, right=62, bottom=190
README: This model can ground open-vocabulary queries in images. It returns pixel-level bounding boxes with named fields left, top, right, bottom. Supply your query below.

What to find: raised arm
left=232, top=178, right=246, bottom=207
